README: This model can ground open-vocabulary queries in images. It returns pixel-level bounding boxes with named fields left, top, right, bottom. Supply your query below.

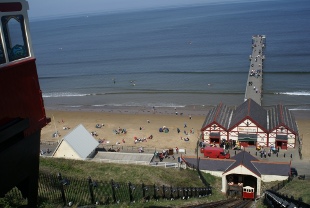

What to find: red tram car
left=0, top=0, right=49, bottom=207
left=242, top=186, right=255, bottom=200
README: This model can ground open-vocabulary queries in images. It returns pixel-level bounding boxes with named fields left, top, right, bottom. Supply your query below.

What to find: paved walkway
left=244, top=35, right=266, bottom=105
left=39, top=141, right=310, bottom=177
left=193, top=146, right=310, bottom=177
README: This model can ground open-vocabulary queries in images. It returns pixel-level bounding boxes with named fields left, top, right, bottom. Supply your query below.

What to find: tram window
left=1, top=15, right=29, bottom=62
left=0, top=37, right=5, bottom=64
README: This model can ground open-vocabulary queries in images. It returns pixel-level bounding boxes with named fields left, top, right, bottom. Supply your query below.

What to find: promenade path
left=244, top=35, right=266, bottom=106
left=40, top=141, right=309, bottom=176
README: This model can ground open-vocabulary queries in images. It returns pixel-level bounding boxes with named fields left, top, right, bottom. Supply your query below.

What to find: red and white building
left=268, top=104, right=298, bottom=149
left=201, top=99, right=298, bottom=149
left=201, top=103, right=232, bottom=145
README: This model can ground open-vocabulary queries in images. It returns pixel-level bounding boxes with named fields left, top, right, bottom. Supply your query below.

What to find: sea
left=30, top=0, right=310, bottom=113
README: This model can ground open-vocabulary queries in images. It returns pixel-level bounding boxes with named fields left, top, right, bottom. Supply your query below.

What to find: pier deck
left=244, top=35, right=266, bottom=106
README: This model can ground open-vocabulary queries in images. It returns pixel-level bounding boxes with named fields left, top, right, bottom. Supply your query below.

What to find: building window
left=1, top=15, right=29, bottom=62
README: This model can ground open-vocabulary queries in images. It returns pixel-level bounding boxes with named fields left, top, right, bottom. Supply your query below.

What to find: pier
left=244, top=35, right=266, bottom=106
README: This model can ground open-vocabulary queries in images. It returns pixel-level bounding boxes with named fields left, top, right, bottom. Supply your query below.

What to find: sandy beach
left=41, top=107, right=208, bottom=153
left=40, top=107, right=310, bottom=160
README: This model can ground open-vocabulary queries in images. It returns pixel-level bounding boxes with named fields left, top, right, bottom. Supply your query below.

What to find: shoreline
left=44, top=104, right=214, bottom=116
left=40, top=106, right=310, bottom=160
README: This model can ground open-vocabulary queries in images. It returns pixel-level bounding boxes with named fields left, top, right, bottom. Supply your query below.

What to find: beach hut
left=52, top=124, right=99, bottom=160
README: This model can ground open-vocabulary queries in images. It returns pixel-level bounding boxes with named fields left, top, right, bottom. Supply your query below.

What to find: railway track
left=185, top=199, right=253, bottom=208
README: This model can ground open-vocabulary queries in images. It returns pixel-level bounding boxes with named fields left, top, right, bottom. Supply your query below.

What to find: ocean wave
left=38, top=70, right=310, bottom=80
left=42, top=92, right=90, bottom=98
left=91, top=103, right=186, bottom=108
left=38, top=52, right=236, bottom=68
left=43, top=91, right=244, bottom=98
left=276, top=91, right=310, bottom=96
left=66, top=105, right=83, bottom=108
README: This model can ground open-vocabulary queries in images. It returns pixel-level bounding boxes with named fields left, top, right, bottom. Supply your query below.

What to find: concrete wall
left=201, top=170, right=223, bottom=177
left=261, top=175, right=288, bottom=182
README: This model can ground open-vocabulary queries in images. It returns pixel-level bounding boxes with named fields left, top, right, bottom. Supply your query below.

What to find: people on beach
left=190, top=128, right=194, bottom=134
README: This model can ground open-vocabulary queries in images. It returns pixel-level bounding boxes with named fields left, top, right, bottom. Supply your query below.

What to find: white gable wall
left=52, top=124, right=99, bottom=160
left=53, top=140, right=81, bottom=159
left=224, top=165, right=258, bottom=176
left=229, top=118, right=268, bottom=146
left=203, top=124, right=228, bottom=144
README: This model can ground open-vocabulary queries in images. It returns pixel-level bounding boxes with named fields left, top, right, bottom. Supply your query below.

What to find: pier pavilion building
left=201, top=99, right=298, bottom=149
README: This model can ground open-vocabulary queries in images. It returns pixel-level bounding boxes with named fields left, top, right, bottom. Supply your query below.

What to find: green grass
left=38, top=157, right=225, bottom=207
left=2, top=157, right=309, bottom=207
left=277, top=178, right=310, bottom=204
left=40, top=157, right=212, bottom=187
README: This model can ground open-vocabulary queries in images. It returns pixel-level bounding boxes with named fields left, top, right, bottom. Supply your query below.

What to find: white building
left=53, top=124, right=99, bottom=160
left=201, top=99, right=298, bottom=150
left=182, top=151, right=291, bottom=198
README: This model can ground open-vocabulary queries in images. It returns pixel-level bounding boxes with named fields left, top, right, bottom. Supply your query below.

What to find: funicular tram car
left=0, top=0, right=49, bottom=207
left=227, top=174, right=256, bottom=200
left=242, top=186, right=255, bottom=200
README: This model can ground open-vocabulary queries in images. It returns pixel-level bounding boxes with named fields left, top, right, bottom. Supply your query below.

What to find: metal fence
left=3, top=171, right=212, bottom=207
left=98, top=144, right=187, bottom=155
left=268, top=176, right=293, bottom=192
left=181, top=156, right=211, bottom=188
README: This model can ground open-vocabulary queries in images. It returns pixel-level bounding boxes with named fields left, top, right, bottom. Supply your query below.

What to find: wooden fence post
left=57, top=173, right=67, bottom=206
left=128, top=182, right=135, bottom=203
left=88, top=176, right=95, bottom=204
left=111, top=180, right=117, bottom=203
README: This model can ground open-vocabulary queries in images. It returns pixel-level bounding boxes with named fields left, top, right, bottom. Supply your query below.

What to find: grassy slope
left=40, top=157, right=214, bottom=187
left=39, top=157, right=225, bottom=207
left=37, top=158, right=310, bottom=207
left=277, top=178, right=310, bottom=204
left=2, top=158, right=308, bottom=207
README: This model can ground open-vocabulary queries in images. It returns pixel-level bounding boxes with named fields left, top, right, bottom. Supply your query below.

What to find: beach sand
left=40, top=108, right=310, bottom=160
left=41, top=107, right=207, bottom=154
